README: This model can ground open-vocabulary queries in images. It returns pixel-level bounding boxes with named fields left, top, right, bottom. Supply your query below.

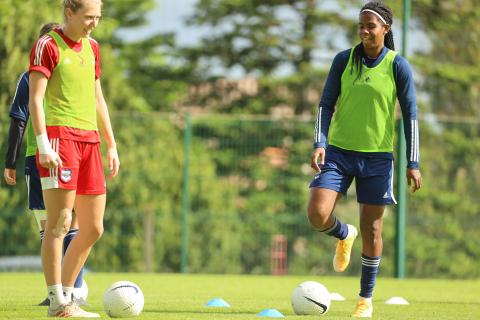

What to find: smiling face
left=358, top=12, right=390, bottom=52
left=65, top=0, right=102, bottom=39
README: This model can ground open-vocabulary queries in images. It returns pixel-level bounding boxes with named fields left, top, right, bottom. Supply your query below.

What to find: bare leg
left=42, top=189, right=75, bottom=286
left=355, top=203, right=385, bottom=309
left=307, top=188, right=342, bottom=230
left=359, top=204, right=385, bottom=256
left=62, top=194, right=106, bottom=286
left=310, top=188, right=355, bottom=273
left=70, top=212, right=79, bottom=229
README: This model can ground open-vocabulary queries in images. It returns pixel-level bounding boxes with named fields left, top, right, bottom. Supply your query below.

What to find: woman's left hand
left=107, top=146, right=120, bottom=179
left=406, top=168, right=422, bottom=192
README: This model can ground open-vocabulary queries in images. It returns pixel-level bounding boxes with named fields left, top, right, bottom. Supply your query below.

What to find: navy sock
left=74, top=266, right=84, bottom=289
left=63, top=229, right=84, bottom=288
left=359, top=254, right=381, bottom=298
left=320, top=216, right=349, bottom=240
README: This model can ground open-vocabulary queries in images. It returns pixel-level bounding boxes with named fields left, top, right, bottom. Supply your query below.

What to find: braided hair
left=351, top=1, right=395, bottom=79
left=39, top=22, right=61, bottom=37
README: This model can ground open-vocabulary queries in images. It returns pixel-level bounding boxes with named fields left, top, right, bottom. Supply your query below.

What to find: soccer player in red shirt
left=29, top=0, right=119, bottom=317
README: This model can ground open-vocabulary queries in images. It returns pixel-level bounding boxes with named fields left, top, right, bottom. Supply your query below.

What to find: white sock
left=48, top=284, right=66, bottom=308
left=359, top=295, right=372, bottom=303
left=63, top=286, right=74, bottom=303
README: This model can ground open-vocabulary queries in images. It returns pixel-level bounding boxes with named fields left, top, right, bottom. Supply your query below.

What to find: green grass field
left=0, top=273, right=478, bottom=319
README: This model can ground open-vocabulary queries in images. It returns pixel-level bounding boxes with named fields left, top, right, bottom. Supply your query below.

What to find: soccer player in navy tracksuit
left=3, top=22, right=87, bottom=308
left=306, top=2, right=422, bottom=317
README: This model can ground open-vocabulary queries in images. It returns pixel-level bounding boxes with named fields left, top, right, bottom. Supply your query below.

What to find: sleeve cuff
left=29, top=66, right=51, bottom=79
left=313, top=142, right=326, bottom=149
left=9, top=113, right=27, bottom=122
left=407, top=161, right=419, bottom=169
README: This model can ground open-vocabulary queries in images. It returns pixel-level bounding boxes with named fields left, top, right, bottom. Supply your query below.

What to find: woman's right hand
left=36, top=133, right=62, bottom=169
left=310, top=148, right=326, bottom=172
left=39, top=152, right=62, bottom=169
left=4, top=168, right=16, bottom=185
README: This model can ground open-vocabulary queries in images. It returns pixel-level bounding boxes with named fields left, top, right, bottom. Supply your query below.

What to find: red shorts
left=37, top=137, right=106, bottom=195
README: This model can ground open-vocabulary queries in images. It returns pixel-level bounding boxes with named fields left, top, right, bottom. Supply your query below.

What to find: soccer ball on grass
left=291, top=281, right=331, bottom=315
left=103, top=281, right=144, bottom=318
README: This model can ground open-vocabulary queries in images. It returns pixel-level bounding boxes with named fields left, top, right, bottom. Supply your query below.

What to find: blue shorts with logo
left=24, top=155, right=45, bottom=210
left=309, top=146, right=397, bottom=205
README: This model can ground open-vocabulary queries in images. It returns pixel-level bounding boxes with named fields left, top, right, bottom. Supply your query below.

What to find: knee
left=95, top=225, right=104, bottom=239
left=360, top=220, right=382, bottom=239
left=307, top=202, right=331, bottom=229
left=47, top=208, right=73, bottom=238
left=84, top=224, right=104, bottom=242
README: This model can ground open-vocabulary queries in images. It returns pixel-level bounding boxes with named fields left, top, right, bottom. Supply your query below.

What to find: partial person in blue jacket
left=307, top=2, right=422, bottom=317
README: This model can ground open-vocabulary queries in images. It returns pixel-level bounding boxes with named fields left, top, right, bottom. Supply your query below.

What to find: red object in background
left=271, top=234, right=287, bottom=275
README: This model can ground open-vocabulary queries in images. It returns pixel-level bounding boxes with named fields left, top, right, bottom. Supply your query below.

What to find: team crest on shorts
left=60, top=169, right=72, bottom=183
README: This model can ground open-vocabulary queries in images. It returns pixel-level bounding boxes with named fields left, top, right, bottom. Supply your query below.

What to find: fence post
left=180, top=113, right=192, bottom=273
left=271, top=234, right=287, bottom=275
left=143, top=208, right=154, bottom=272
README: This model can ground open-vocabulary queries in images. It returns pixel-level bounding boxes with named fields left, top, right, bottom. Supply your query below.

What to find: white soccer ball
left=103, top=281, right=144, bottom=318
left=72, top=280, right=88, bottom=301
left=291, top=281, right=331, bottom=316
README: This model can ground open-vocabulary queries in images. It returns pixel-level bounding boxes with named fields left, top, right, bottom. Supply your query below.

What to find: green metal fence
left=1, top=112, right=479, bottom=278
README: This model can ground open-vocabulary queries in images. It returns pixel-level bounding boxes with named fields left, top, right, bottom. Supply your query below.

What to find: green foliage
left=118, top=33, right=192, bottom=111
left=1, top=1, right=479, bottom=280
left=85, top=113, right=246, bottom=273
left=185, top=115, right=480, bottom=278
left=0, top=0, right=60, bottom=109
left=87, top=114, right=183, bottom=271
left=0, top=0, right=55, bottom=254
left=187, top=0, right=351, bottom=76
left=405, top=122, right=480, bottom=278
left=180, top=0, right=355, bottom=113
left=103, top=0, right=155, bottom=30
left=410, top=0, right=480, bottom=116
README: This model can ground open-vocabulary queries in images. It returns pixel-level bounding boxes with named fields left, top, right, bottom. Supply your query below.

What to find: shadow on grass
left=143, top=308, right=257, bottom=315
left=406, top=300, right=480, bottom=306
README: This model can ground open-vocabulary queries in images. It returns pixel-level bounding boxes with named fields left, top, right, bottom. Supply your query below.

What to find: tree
left=389, top=0, right=480, bottom=278
left=117, top=33, right=195, bottom=111
left=409, top=0, right=479, bottom=116
left=0, top=1, right=61, bottom=255
left=182, top=0, right=355, bottom=114
left=0, top=0, right=60, bottom=109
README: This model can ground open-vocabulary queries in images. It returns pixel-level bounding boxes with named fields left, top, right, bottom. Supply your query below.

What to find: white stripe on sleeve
left=10, top=73, right=26, bottom=105
left=314, top=107, right=322, bottom=144
left=410, top=120, right=419, bottom=162
left=415, top=120, right=418, bottom=162
left=34, top=35, right=52, bottom=66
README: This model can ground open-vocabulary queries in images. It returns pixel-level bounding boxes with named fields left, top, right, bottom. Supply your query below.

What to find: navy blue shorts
left=24, top=155, right=45, bottom=210
left=309, top=147, right=396, bottom=205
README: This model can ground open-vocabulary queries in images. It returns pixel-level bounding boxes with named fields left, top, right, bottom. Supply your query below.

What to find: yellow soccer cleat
left=333, top=224, right=358, bottom=272
left=352, top=297, right=373, bottom=318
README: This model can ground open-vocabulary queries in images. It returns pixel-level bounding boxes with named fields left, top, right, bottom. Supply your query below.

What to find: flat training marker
left=256, top=308, right=284, bottom=317
left=329, top=292, right=346, bottom=301
left=205, top=298, right=231, bottom=307
left=385, top=297, right=409, bottom=305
